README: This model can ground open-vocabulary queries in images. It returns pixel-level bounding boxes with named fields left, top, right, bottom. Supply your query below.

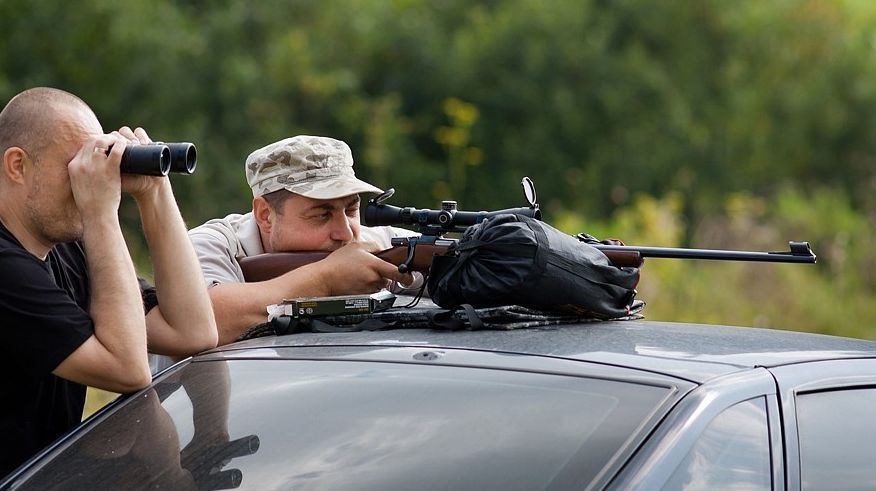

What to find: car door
left=770, top=358, right=876, bottom=491
left=608, top=368, right=783, bottom=490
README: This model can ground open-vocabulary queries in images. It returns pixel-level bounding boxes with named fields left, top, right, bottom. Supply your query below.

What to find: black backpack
left=427, top=214, right=640, bottom=319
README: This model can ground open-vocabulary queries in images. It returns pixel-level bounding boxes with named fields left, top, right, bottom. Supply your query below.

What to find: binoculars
left=115, top=142, right=197, bottom=176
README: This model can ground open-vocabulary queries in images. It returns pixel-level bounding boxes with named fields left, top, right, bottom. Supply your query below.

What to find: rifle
left=238, top=177, right=815, bottom=282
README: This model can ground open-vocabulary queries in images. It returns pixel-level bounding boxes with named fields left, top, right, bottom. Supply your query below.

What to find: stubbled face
left=265, top=194, right=362, bottom=253
left=24, top=105, right=102, bottom=244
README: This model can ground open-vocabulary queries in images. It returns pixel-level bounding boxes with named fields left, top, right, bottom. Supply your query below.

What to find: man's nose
left=329, top=214, right=355, bottom=243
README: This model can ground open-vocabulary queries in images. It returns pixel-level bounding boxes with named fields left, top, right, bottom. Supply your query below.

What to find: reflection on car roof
left=201, top=320, right=876, bottom=384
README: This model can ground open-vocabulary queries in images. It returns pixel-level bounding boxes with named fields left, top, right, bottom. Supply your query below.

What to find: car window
left=661, top=397, right=771, bottom=491
left=13, top=359, right=672, bottom=491
left=797, top=387, right=876, bottom=491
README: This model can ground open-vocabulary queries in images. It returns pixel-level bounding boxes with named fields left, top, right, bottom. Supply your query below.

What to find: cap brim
left=283, top=176, right=383, bottom=200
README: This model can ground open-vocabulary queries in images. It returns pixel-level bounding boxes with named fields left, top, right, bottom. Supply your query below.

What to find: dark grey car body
left=4, top=319, right=876, bottom=490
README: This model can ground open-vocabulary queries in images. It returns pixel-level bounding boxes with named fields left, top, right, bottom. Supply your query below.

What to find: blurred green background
left=2, top=0, right=874, bottom=345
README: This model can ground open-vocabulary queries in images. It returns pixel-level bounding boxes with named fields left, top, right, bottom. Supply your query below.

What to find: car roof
left=200, top=320, right=876, bottom=384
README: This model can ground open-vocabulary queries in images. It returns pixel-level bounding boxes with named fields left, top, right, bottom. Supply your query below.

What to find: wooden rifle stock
left=239, top=252, right=332, bottom=283
left=238, top=244, right=453, bottom=282
left=596, top=249, right=644, bottom=268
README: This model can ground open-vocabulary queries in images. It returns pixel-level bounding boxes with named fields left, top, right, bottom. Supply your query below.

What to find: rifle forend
left=591, top=240, right=816, bottom=264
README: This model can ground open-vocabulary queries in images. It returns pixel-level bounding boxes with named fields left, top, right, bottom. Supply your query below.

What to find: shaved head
left=0, top=87, right=94, bottom=161
left=0, top=88, right=103, bottom=246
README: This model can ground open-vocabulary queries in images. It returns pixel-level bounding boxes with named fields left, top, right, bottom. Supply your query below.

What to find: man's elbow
left=190, top=314, right=219, bottom=352
left=149, top=307, right=220, bottom=355
left=193, top=304, right=220, bottom=352
left=172, top=326, right=219, bottom=356
left=109, top=366, right=153, bottom=394
left=191, top=328, right=219, bottom=353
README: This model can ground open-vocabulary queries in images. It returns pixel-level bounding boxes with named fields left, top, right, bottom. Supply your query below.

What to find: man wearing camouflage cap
left=189, top=135, right=416, bottom=345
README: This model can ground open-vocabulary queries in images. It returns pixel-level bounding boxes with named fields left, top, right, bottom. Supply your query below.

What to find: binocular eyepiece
left=115, top=142, right=197, bottom=176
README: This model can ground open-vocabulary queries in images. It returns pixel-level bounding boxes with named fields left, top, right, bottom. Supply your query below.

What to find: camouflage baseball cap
left=245, top=135, right=383, bottom=199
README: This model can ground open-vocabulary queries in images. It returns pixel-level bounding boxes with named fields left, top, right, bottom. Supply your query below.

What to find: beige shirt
left=188, top=211, right=418, bottom=286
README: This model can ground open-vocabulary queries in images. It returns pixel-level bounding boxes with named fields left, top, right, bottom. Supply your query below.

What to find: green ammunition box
left=270, top=291, right=396, bottom=319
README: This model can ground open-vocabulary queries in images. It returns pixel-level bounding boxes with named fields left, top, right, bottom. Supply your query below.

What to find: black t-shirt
left=0, top=222, right=156, bottom=477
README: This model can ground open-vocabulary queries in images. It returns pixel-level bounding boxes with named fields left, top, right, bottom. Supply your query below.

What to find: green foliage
left=1, top=0, right=874, bottom=337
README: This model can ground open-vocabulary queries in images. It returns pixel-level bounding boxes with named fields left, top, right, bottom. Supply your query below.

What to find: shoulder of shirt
left=0, top=234, right=83, bottom=265
left=188, top=212, right=264, bottom=259
left=0, top=222, right=25, bottom=252
left=189, top=212, right=254, bottom=235
left=189, top=213, right=253, bottom=244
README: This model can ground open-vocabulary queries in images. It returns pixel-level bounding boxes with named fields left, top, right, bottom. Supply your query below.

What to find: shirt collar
left=238, top=213, right=265, bottom=257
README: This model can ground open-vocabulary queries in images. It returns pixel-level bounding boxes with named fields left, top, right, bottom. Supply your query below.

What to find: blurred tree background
left=2, top=0, right=875, bottom=339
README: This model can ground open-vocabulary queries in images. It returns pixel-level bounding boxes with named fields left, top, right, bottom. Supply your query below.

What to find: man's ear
left=2, top=147, right=29, bottom=184
left=252, top=196, right=274, bottom=235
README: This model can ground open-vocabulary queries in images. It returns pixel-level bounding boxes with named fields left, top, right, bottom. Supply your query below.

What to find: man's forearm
left=210, top=263, right=332, bottom=345
left=136, top=181, right=217, bottom=355
left=81, top=215, right=151, bottom=384
left=209, top=283, right=282, bottom=345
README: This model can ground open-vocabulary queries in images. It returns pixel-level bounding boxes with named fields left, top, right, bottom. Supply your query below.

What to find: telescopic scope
left=364, top=201, right=541, bottom=232
left=363, top=178, right=541, bottom=232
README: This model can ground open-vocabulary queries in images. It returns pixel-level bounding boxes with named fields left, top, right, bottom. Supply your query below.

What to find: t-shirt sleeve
left=188, top=228, right=245, bottom=286
left=0, top=250, right=93, bottom=376
left=138, top=277, right=159, bottom=314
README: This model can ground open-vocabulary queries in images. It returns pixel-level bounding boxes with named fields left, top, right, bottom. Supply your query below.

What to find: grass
left=83, top=388, right=119, bottom=420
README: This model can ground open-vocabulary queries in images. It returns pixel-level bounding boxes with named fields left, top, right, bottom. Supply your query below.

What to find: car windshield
left=16, top=358, right=671, bottom=491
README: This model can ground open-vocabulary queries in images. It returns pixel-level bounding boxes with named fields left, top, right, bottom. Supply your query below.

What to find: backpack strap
left=427, top=304, right=485, bottom=331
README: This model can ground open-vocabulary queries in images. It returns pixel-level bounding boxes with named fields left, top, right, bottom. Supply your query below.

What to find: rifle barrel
left=593, top=241, right=816, bottom=264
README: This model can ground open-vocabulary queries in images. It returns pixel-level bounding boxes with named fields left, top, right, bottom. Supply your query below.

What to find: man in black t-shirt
left=0, top=87, right=219, bottom=477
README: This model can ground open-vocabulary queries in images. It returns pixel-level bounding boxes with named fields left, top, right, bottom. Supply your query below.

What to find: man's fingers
left=362, top=242, right=414, bottom=285
left=395, top=271, right=415, bottom=286
left=116, top=126, right=137, bottom=142
left=374, top=259, right=413, bottom=286
left=107, top=141, right=125, bottom=159
left=396, top=271, right=422, bottom=288
left=116, top=126, right=151, bottom=145
left=105, top=135, right=127, bottom=161
left=74, top=136, right=123, bottom=164
left=133, top=127, right=151, bottom=144
left=325, top=242, right=416, bottom=294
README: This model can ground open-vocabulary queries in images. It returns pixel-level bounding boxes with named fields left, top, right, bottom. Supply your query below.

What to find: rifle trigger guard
left=398, top=239, right=418, bottom=273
